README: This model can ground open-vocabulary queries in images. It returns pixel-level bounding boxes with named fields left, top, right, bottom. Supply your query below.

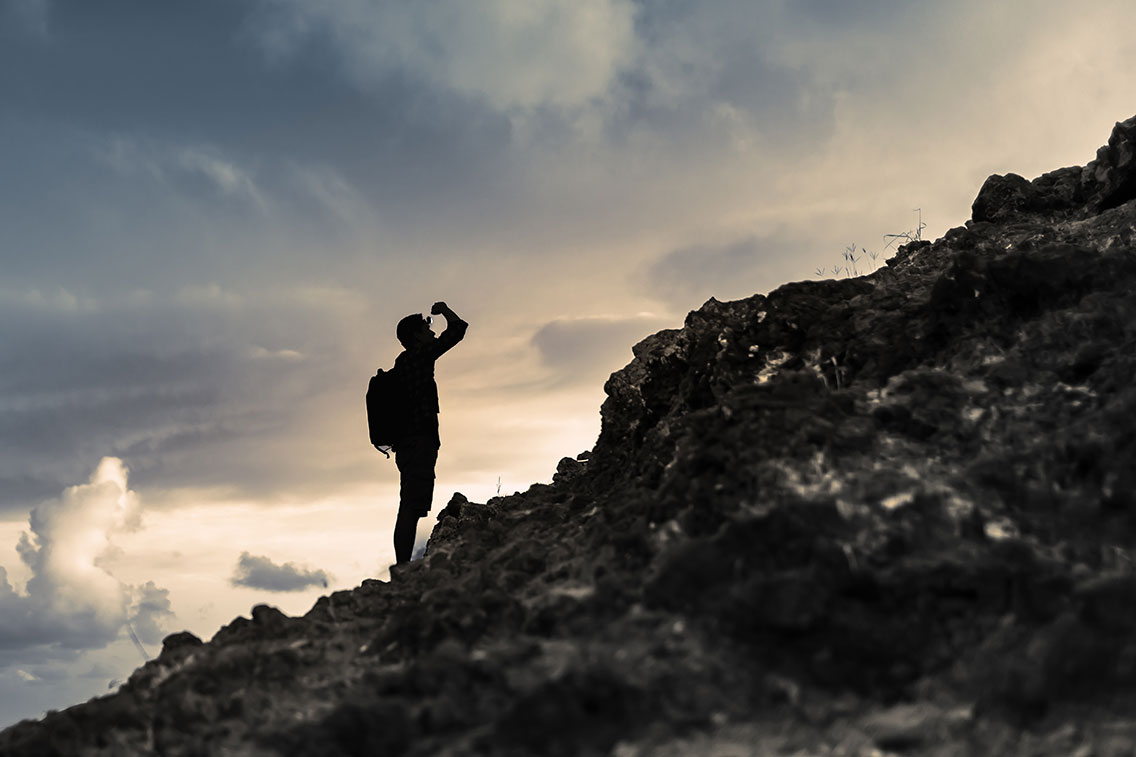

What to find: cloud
left=249, top=346, right=305, bottom=361
left=620, top=3, right=829, bottom=122
left=285, top=162, right=373, bottom=226
left=0, top=458, right=173, bottom=656
left=98, top=137, right=267, bottom=210
left=643, top=236, right=806, bottom=309
left=255, top=0, right=637, bottom=111
left=531, top=314, right=671, bottom=384
left=231, top=552, right=329, bottom=592
left=0, top=280, right=375, bottom=515
left=129, top=582, right=175, bottom=646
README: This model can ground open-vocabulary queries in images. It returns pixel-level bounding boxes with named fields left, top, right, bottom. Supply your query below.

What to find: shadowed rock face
left=4, top=115, right=1136, bottom=756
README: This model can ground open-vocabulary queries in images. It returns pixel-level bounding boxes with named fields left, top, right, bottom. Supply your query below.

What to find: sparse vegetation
left=816, top=208, right=926, bottom=279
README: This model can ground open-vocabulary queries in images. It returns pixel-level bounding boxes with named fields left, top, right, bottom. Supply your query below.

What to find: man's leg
left=394, top=439, right=438, bottom=563
left=393, top=509, right=419, bottom=564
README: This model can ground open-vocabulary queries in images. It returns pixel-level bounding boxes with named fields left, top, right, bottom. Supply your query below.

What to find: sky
left=1, top=0, right=1134, bottom=727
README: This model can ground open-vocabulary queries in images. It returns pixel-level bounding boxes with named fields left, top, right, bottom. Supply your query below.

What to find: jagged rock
left=1086, top=115, right=1136, bottom=211
left=437, top=490, right=469, bottom=520
left=159, top=631, right=203, bottom=658
left=553, top=455, right=587, bottom=486
left=251, top=604, right=290, bottom=629
left=5, top=117, right=1136, bottom=756
left=970, top=114, right=1136, bottom=223
left=972, top=172, right=1043, bottom=223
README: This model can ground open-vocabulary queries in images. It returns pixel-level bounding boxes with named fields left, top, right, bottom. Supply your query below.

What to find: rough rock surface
left=4, top=116, right=1136, bottom=756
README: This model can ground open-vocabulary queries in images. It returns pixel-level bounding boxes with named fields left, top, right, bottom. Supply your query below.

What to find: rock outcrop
left=4, top=116, right=1136, bottom=756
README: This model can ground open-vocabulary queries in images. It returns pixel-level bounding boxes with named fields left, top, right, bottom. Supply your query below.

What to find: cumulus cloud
left=0, top=458, right=173, bottom=656
left=254, top=0, right=636, bottom=110
left=231, top=552, right=329, bottom=592
left=129, top=581, right=175, bottom=646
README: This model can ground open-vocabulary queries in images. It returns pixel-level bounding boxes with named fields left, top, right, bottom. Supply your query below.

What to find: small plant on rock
left=816, top=209, right=925, bottom=279
left=883, top=207, right=926, bottom=251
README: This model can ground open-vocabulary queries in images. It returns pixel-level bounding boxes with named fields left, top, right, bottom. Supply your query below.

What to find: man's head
left=397, top=314, right=434, bottom=348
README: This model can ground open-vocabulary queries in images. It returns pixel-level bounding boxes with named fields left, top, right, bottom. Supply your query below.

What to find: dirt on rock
left=4, top=116, right=1136, bottom=756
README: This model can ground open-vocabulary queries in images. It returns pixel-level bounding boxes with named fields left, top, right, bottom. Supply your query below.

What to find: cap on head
left=397, top=314, right=430, bottom=347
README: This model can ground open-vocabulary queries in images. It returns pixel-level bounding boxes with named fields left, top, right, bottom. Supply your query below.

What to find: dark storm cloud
left=531, top=315, right=671, bottom=385
left=0, top=0, right=896, bottom=302
left=231, top=552, right=329, bottom=593
left=0, top=286, right=358, bottom=515
left=0, top=2, right=269, bottom=138
left=0, top=650, right=124, bottom=729
left=0, top=0, right=514, bottom=288
left=617, top=2, right=834, bottom=141
left=0, top=0, right=368, bottom=154
left=0, top=301, right=228, bottom=512
left=0, top=0, right=970, bottom=293
left=0, top=646, right=85, bottom=686
left=0, top=114, right=508, bottom=293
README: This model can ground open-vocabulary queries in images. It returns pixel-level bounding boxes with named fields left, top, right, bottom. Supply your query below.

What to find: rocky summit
left=5, top=116, right=1136, bottom=756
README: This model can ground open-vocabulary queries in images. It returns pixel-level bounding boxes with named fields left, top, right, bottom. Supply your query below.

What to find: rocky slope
left=4, top=116, right=1136, bottom=756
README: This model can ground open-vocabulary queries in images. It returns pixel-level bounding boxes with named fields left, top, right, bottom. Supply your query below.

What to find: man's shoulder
left=398, top=345, right=437, bottom=366
left=394, top=349, right=427, bottom=371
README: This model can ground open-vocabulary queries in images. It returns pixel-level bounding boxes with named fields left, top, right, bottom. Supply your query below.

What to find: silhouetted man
left=391, top=301, right=468, bottom=564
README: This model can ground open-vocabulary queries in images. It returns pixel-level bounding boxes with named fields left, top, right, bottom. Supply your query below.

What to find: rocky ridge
left=3, top=116, right=1136, bottom=756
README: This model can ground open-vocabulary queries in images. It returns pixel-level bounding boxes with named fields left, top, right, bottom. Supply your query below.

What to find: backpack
left=366, top=366, right=408, bottom=457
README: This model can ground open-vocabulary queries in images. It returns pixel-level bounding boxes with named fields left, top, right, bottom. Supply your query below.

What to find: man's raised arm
left=430, top=301, right=468, bottom=357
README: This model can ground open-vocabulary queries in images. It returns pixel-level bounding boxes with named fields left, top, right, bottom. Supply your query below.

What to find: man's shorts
left=395, top=436, right=439, bottom=518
